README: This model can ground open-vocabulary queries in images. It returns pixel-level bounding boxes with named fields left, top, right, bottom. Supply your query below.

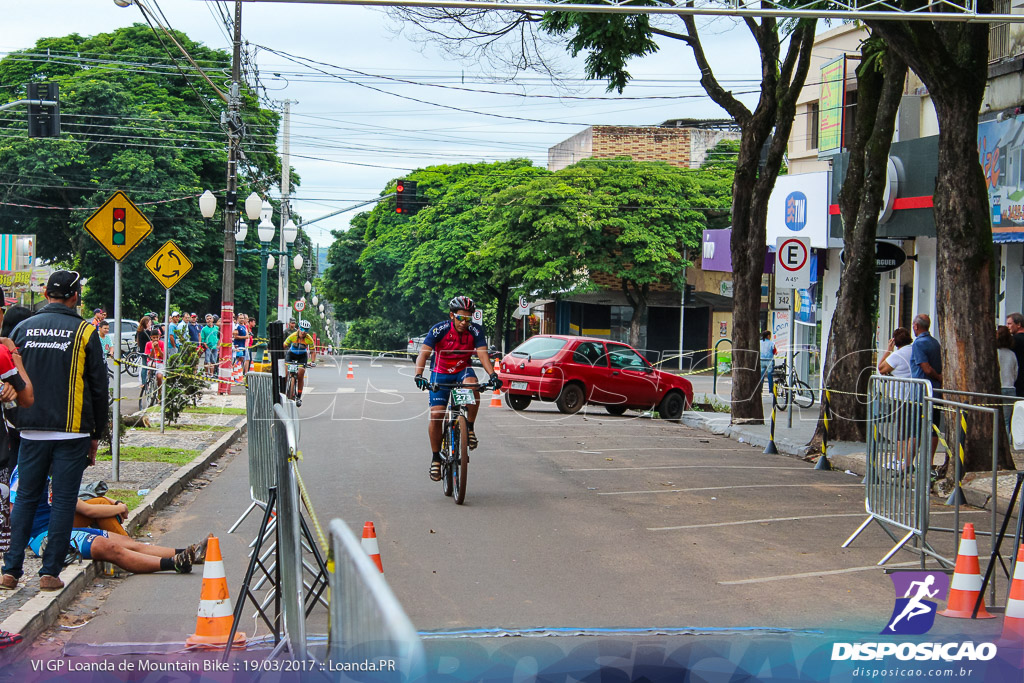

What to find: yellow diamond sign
left=83, top=191, right=153, bottom=262
left=145, top=240, right=193, bottom=290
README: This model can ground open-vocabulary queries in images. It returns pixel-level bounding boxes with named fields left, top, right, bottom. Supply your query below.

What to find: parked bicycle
left=430, top=378, right=496, bottom=505
left=772, top=352, right=815, bottom=411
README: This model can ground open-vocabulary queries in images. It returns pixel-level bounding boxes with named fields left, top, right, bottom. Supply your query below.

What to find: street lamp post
left=237, top=200, right=300, bottom=360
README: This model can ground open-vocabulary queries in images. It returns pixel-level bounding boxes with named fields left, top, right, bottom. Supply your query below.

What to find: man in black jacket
left=0, top=271, right=108, bottom=592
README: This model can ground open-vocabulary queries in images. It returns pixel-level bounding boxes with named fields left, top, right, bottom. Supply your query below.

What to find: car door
left=605, top=343, right=660, bottom=407
left=567, top=341, right=611, bottom=399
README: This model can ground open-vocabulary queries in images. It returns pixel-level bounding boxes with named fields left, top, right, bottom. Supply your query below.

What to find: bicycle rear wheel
left=774, top=384, right=790, bottom=411
left=122, top=352, right=139, bottom=377
left=792, top=380, right=815, bottom=409
left=453, top=415, right=469, bottom=505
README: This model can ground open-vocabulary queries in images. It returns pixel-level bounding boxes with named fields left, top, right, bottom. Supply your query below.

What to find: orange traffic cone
left=939, top=523, right=996, bottom=619
left=1002, top=544, right=1024, bottom=641
left=232, top=361, right=243, bottom=384
left=489, top=389, right=502, bottom=407
left=346, top=362, right=354, bottom=380
left=362, top=522, right=383, bottom=573
left=186, top=535, right=247, bottom=648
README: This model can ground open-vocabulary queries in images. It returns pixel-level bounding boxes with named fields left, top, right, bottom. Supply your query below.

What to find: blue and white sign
left=766, top=172, right=835, bottom=248
left=784, top=192, right=808, bottom=231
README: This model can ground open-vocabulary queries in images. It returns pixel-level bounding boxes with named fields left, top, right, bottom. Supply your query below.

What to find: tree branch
left=680, top=14, right=751, bottom=124
left=649, top=26, right=692, bottom=45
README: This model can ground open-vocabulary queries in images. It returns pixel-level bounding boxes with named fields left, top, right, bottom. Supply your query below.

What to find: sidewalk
left=684, top=375, right=1022, bottom=521
left=0, top=386, right=248, bottom=653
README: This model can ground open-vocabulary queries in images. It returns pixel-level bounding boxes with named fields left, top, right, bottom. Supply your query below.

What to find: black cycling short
left=285, top=350, right=308, bottom=364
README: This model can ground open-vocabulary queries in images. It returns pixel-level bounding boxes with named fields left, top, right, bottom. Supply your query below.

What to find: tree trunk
left=622, top=280, right=649, bottom=350
left=810, top=43, right=907, bottom=447
left=867, top=14, right=1012, bottom=471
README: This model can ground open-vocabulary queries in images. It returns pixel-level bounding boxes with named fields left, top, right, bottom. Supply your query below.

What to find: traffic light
left=27, top=83, right=60, bottom=139
left=112, top=207, right=126, bottom=246
left=395, top=180, right=419, bottom=215
left=684, top=284, right=696, bottom=305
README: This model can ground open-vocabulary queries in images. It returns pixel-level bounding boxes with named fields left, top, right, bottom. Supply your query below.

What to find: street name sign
left=775, top=236, right=811, bottom=290
left=84, top=191, right=153, bottom=261
left=773, top=288, right=792, bottom=311
left=145, top=240, right=193, bottom=290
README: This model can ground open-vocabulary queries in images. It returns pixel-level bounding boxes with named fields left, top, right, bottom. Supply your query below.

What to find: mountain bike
left=430, top=379, right=495, bottom=505
left=772, top=352, right=815, bottom=411
left=138, top=362, right=160, bottom=412
left=285, top=359, right=309, bottom=404
left=121, top=349, right=143, bottom=378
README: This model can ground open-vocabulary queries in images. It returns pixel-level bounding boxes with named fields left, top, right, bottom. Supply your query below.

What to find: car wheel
left=658, top=391, right=685, bottom=422
left=505, top=394, right=532, bottom=411
left=555, top=383, right=585, bottom=414
left=605, top=405, right=628, bottom=416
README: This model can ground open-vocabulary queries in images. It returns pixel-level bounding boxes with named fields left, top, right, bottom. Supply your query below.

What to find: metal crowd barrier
left=229, top=372, right=278, bottom=533
left=328, top=519, right=425, bottom=679
left=843, top=376, right=941, bottom=566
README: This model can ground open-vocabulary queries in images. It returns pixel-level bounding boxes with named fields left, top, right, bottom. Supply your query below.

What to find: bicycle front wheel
left=285, top=375, right=297, bottom=401
left=453, top=415, right=469, bottom=505
left=774, top=385, right=790, bottom=411
left=441, top=427, right=454, bottom=497
left=792, top=380, right=815, bottom=409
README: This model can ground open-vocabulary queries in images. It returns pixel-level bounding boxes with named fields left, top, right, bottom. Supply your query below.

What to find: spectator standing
left=1, top=307, right=33, bottom=338
left=90, top=308, right=105, bottom=328
left=233, top=314, right=250, bottom=372
left=144, top=328, right=166, bottom=387
left=1, top=271, right=107, bottom=592
left=200, top=314, right=219, bottom=378
left=758, top=330, right=776, bottom=396
left=167, top=312, right=186, bottom=356
left=998, top=325, right=1018, bottom=435
left=136, top=316, right=153, bottom=386
left=911, top=314, right=943, bottom=461
left=1006, top=313, right=1024, bottom=397
left=97, top=321, right=114, bottom=358
left=877, top=327, right=914, bottom=379
left=187, top=314, right=201, bottom=344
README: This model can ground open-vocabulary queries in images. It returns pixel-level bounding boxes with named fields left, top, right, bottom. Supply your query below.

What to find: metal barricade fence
left=231, top=372, right=278, bottom=533
left=844, top=375, right=939, bottom=566
left=328, top=519, right=425, bottom=679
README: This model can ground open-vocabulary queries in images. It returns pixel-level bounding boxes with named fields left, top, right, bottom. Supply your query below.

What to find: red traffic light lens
left=113, top=208, right=126, bottom=221
left=396, top=183, right=404, bottom=193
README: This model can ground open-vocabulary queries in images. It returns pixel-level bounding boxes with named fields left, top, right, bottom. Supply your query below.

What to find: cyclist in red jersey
left=414, top=296, right=502, bottom=482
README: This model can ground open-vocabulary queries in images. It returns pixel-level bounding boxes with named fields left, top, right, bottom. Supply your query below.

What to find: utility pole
left=278, top=100, right=293, bottom=325
left=217, top=0, right=243, bottom=394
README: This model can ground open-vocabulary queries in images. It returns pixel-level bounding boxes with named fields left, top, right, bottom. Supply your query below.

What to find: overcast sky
left=4, top=1, right=768, bottom=245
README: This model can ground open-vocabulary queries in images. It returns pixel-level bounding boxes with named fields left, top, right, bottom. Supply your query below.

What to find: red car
left=497, top=335, right=694, bottom=419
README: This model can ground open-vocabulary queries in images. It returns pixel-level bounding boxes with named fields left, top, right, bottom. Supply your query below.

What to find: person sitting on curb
left=6, top=467, right=208, bottom=577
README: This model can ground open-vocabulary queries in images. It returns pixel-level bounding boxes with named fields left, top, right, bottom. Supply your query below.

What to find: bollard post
left=764, top=382, right=779, bottom=454
left=945, top=409, right=968, bottom=506
left=815, top=389, right=833, bottom=470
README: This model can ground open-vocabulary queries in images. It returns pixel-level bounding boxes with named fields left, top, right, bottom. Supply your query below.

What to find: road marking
left=649, top=513, right=866, bottom=530
left=718, top=561, right=920, bottom=585
left=541, top=447, right=745, bottom=453
left=514, top=434, right=717, bottom=440
left=336, top=387, right=355, bottom=393
left=379, top=388, right=398, bottom=393
left=567, top=465, right=814, bottom=472
left=647, top=508, right=989, bottom=531
left=598, top=483, right=863, bottom=496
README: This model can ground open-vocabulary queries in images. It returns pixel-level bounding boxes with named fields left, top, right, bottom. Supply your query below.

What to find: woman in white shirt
left=878, top=327, right=914, bottom=379
left=997, top=325, right=1018, bottom=435
left=877, top=327, right=915, bottom=472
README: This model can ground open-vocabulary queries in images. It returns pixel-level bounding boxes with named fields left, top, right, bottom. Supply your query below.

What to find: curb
left=0, top=420, right=247, bottom=653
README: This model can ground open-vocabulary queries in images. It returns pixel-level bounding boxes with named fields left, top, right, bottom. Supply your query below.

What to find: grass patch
left=145, top=405, right=245, bottom=416
left=97, top=445, right=199, bottom=466
left=104, top=489, right=145, bottom=511
left=134, top=424, right=232, bottom=433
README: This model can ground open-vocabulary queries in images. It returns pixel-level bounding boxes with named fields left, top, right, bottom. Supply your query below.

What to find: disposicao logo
left=882, top=571, right=949, bottom=635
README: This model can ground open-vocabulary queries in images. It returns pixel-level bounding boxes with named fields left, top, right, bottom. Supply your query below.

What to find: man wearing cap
left=187, top=314, right=201, bottom=345
left=167, top=312, right=185, bottom=356
left=0, top=270, right=108, bottom=592
left=90, top=308, right=105, bottom=329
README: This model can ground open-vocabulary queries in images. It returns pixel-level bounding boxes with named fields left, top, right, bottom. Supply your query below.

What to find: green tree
left=0, top=25, right=281, bottom=318
left=492, top=158, right=712, bottom=348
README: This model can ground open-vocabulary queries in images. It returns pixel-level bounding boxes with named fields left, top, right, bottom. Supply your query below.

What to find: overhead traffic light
left=112, top=207, right=126, bottom=246
left=395, top=180, right=420, bottom=216
left=27, top=83, right=60, bottom=139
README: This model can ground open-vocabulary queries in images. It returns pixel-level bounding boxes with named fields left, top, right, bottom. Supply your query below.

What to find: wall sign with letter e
left=776, top=236, right=811, bottom=290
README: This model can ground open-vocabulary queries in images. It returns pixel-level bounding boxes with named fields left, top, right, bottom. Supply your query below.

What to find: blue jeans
left=760, top=359, right=774, bottom=395
left=3, top=437, right=91, bottom=578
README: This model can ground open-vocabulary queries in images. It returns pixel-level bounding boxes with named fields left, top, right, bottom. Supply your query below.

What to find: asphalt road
left=61, top=355, right=1005, bottom=651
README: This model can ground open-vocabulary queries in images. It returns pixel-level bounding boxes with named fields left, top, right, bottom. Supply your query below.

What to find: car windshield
left=509, top=337, right=567, bottom=360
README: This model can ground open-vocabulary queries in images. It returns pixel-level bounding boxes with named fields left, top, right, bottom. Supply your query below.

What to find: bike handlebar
left=427, top=380, right=495, bottom=392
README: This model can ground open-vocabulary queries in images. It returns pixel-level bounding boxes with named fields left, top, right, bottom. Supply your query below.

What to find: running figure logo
left=882, top=571, right=950, bottom=635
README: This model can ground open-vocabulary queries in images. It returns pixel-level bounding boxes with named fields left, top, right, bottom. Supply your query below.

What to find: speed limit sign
left=294, top=299, right=306, bottom=312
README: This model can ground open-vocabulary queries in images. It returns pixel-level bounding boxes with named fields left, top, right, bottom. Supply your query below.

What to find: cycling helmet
left=448, top=296, right=475, bottom=313
left=299, top=319, right=312, bottom=330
